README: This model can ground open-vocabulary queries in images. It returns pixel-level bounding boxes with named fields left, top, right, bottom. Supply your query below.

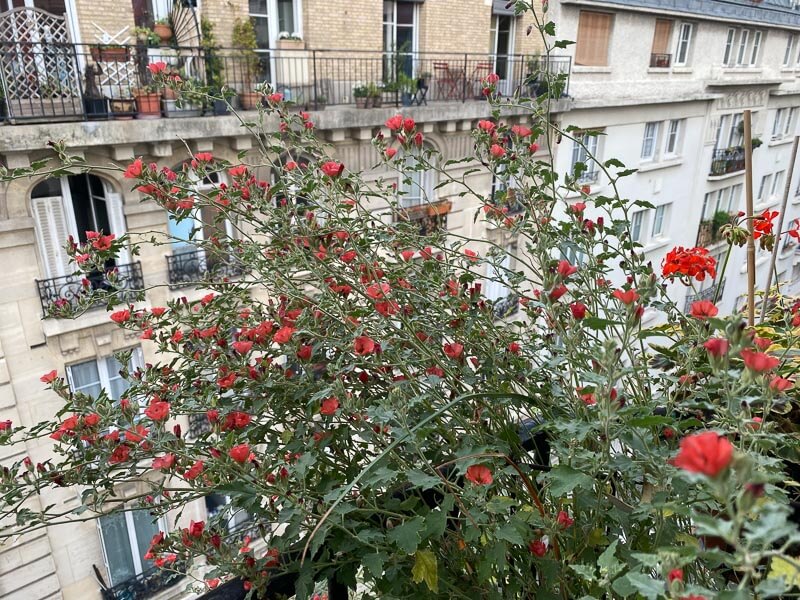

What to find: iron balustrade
left=650, top=53, right=672, bottom=68
left=36, top=262, right=144, bottom=313
left=0, top=41, right=571, bottom=122
left=493, top=293, right=520, bottom=320
left=684, top=279, right=726, bottom=312
left=709, top=147, right=746, bottom=176
left=99, top=561, right=185, bottom=600
left=166, top=248, right=244, bottom=289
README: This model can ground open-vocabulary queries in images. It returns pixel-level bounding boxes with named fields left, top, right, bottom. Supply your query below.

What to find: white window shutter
left=105, top=192, right=131, bottom=264
left=32, top=196, right=71, bottom=279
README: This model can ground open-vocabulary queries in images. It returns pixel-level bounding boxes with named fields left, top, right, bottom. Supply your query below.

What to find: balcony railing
left=709, top=147, right=746, bottom=176
left=684, top=279, right=726, bottom=312
left=650, top=53, right=672, bottom=68
left=166, top=249, right=244, bottom=289
left=493, top=293, right=520, bottom=320
left=696, top=212, right=735, bottom=246
left=36, top=262, right=143, bottom=313
left=0, top=42, right=571, bottom=123
left=99, top=561, right=185, bottom=600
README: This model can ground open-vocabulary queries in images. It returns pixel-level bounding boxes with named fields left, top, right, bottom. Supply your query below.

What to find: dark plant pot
left=162, top=98, right=203, bottom=118
left=370, top=96, right=382, bottom=108
left=83, top=97, right=108, bottom=120
left=213, top=99, right=230, bottom=115
left=355, top=97, right=367, bottom=109
left=109, top=98, right=135, bottom=120
left=135, top=93, right=161, bottom=118
left=401, top=92, right=412, bottom=107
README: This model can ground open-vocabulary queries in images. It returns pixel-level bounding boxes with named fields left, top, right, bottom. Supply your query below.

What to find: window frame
left=758, top=174, right=773, bottom=202
left=630, top=210, right=646, bottom=242
left=723, top=28, right=736, bottom=66
left=664, top=119, right=682, bottom=157
left=66, top=348, right=144, bottom=403
left=651, top=204, right=667, bottom=238
left=674, top=22, right=693, bottom=66
left=570, top=131, right=601, bottom=183
left=98, top=509, right=168, bottom=587
left=640, top=121, right=660, bottom=161
left=785, top=33, right=797, bottom=66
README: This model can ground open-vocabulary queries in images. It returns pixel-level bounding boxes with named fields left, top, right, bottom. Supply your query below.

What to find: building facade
left=0, top=1, right=550, bottom=599
left=549, top=0, right=800, bottom=318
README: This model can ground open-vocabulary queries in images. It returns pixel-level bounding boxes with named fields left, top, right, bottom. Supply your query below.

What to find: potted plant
left=314, top=94, right=327, bottom=110
left=109, top=93, right=135, bottom=119
left=427, top=199, right=452, bottom=217
left=276, top=32, right=304, bottom=51
left=752, top=137, right=763, bottom=149
left=90, top=44, right=130, bottom=63
left=82, top=62, right=108, bottom=120
left=233, top=18, right=261, bottom=110
left=134, top=83, right=161, bottom=118
left=398, top=72, right=415, bottom=107
left=133, top=26, right=161, bottom=48
left=202, top=17, right=234, bottom=115
left=353, top=84, right=368, bottom=108
left=154, top=18, right=172, bottom=44
left=162, top=79, right=204, bottom=118
left=367, top=82, right=382, bottom=109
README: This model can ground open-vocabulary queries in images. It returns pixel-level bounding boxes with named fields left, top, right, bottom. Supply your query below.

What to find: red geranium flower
left=144, top=401, right=170, bottom=422
left=570, top=301, right=587, bottom=319
left=123, top=158, right=144, bottom=179
left=152, top=453, right=176, bottom=471
left=110, top=309, right=131, bottom=323
left=232, top=340, right=253, bottom=354
left=662, top=246, right=717, bottom=282
left=753, top=210, right=779, bottom=239
left=147, top=62, right=166, bottom=75
left=385, top=114, right=404, bottom=131
left=184, top=460, right=204, bottom=480
left=740, top=348, right=779, bottom=373
left=40, top=370, right=58, bottom=383
left=528, top=539, right=547, bottom=557
left=354, top=335, right=377, bottom=355
left=229, top=443, right=251, bottom=464
left=556, top=260, right=577, bottom=278
left=465, top=464, right=493, bottom=485
left=321, top=161, right=344, bottom=178
left=273, top=326, right=295, bottom=344
left=489, top=144, right=506, bottom=158
left=690, top=300, right=718, bottom=319
left=443, top=342, right=464, bottom=359
left=769, top=376, right=793, bottom=392
left=704, top=337, right=729, bottom=358
left=556, top=510, right=574, bottom=528
left=612, top=288, right=639, bottom=305
left=668, top=568, right=683, bottom=584
left=671, top=431, right=733, bottom=477
left=320, top=397, right=339, bottom=416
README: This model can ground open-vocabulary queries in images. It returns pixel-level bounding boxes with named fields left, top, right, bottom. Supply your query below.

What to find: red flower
left=671, top=431, right=733, bottom=477
left=188, top=520, right=205, bottom=538
left=0, top=420, right=12, bottom=431
left=443, top=342, right=464, bottom=359
left=222, top=411, right=251, bottom=430
left=385, top=114, right=404, bottom=131
left=354, top=335, right=377, bottom=355
left=366, top=282, right=391, bottom=299
left=465, top=464, right=493, bottom=485
left=320, top=397, right=339, bottom=415
left=489, top=144, right=506, bottom=158
left=232, top=340, right=253, bottom=354
left=529, top=142, right=540, bottom=153
left=144, top=401, right=170, bottom=422
left=147, top=61, right=167, bottom=75
left=612, top=288, right=639, bottom=305
left=403, top=117, right=415, bottom=132
left=769, top=376, right=793, bottom=392
left=667, top=568, right=683, bottom=584
left=508, top=342, right=521, bottom=354
left=569, top=202, right=586, bottom=216
left=40, top=370, right=58, bottom=383
left=123, top=158, right=144, bottom=179
left=478, top=119, right=495, bottom=133
left=273, top=326, right=295, bottom=344
left=753, top=210, right=779, bottom=239
left=193, top=152, right=213, bottom=163
left=152, top=454, right=176, bottom=471
left=549, top=284, right=568, bottom=302
left=266, top=92, right=283, bottom=103
left=125, top=424, right=149, bottom=443
left=297, top=344, right=313, bottom=360
left=570, top=302, right=587, bottom=319
left=91, top=233, right=115, bottom=251
left=384, top=148, right=397, bottom=159
left=150, top=306, right=166, bottom=317
left=109, top=444, right=132, bottom=464
left=556, top=510, right=574, bottom=528
left=485, top=73, right=500, bottom=85
left=556, top=260, right=577, bottom=278
left=740, top=348, right=779, bottom=373
left=690, top=300, right=718, bottom=319
left=110, top=309, right=131, bottom=323
left=229, top=443, right=251, bottom=464
left=511, top=124, right=532, bottom=137
left=218, top=371, right=237, bottom=388
left=184, top=460, right=204, bottom=480
left=703, top=337, right=729, bottom=358
left=321, top=161, right=344, bottom=178
left=528, top=539, right=547, bottom=557
left=662, top=246, right=717, bottom=282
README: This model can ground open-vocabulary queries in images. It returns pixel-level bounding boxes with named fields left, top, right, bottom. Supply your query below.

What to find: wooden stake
left=760, top=135, right=800, bottom=324
left=744, top=110, right=755, bottom=327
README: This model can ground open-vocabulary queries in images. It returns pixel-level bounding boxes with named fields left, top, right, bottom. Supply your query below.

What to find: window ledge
left=768, top=136, right=795, bottom=147
left=721, top=67, right=763, bottom=74
left=671, top=66, right=693, bottom=74
left=646, top=67, right=670, bottom=74
left=642, top=236, right=671, bottom=253
left=638, top=157, right=684, bottom=172
left=740, top=254, right=770, bottom=274
left=708, top=170, right=744, bottom=181
left=754, top=197, right=781, bottom=212
left=573, top=66, right=612, bottom=74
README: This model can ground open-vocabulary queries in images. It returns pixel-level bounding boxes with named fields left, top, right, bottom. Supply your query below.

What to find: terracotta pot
left=240, top=92, right=261, bottom=110
left=90, top=46, right=130, bottom=62
left=427, top=200, right=452, bottom=217
left=135, top=92, right=161, bottom=118
left=162, top=87, right=178, bottom=101
left=154, top=23, right=172, bottom=44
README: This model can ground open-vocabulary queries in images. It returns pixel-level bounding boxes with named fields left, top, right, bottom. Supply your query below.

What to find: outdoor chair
left=433, top=61, right=464, bottom=101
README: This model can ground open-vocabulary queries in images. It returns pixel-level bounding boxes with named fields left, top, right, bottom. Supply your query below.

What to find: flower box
left=427, top=200, right=452, bottom=217
left=162, top=99, right=203, bottom=118
left=90, top=46, right=130, bottom=63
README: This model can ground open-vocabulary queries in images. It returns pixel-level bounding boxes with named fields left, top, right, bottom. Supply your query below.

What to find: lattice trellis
left=0, top=7, right=80, bottom=100
left=97, top=58, right=137, bottom=98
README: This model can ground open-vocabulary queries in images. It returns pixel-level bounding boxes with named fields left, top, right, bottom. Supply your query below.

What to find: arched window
left=31, top=174, right=126, bottom=279
left=398, top=146, right=436, bottom=208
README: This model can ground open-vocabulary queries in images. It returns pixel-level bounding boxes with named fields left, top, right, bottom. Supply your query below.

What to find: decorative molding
left=150, top=142, right=173, bottom=158
left=716, top=89, right=769, bottom=110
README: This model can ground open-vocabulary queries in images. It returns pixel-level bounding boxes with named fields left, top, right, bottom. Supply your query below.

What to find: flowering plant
left=2, top=3, right=800, bottom=599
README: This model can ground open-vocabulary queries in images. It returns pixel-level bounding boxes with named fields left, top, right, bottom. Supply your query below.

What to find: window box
left=162, top=98, right=203, bottom=118
left=90, top=45, right=130, bottom=63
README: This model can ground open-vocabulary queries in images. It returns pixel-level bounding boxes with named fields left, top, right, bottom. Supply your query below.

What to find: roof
left=574, top=0, right=800, bottom=28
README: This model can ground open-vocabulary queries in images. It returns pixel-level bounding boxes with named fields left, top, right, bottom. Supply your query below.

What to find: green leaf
left=362, top=552, right=387, bottom=578
left=768, top=556, right=800, bottom=588
left=548, top=465, right=594, bottom=497
left=569, top=563, right=597, bottom=581
left=627, top=416, right=672, bottom=428
left=613, top=572, right=662, bottom=600
left=406, top=469, right=441, bottom=490
left=388, top=517, right=425, bottom=553
left=598, top=539, right=624, bottom=579
left=494, top=522, right=525, bottom=546
left=412, top=549, right=439, bottom=592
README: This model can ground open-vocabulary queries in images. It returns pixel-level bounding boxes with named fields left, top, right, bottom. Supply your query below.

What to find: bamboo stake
left=744, top=110, right=755, bottom=327
left=760, top=135, right=800, bottom=324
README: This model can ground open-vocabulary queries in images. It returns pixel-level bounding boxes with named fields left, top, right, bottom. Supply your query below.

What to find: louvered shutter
left=575, top=11, right=613, bottom=66
left=32, top=195, right=71, bottom=279
left=651, top=19, right=673, bottom=54
left=105, top=192, right=131, bottom=264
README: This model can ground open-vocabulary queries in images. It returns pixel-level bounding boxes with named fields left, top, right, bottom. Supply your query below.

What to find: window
left=750, top=30, right=762, bottom=65
left=651, top=204, right=667, bottom=237
left=723, top=28, right=736, bottom=66
left=771, top=171, right=786, bottom=198
left=758, top=174, right=773, bottom=202
left=630, top=210, right=645, bottom=242
left=675, top=22, right=693, bottom=66
left=736, top=29, right=750, bottom=65
left=664, top=119, right=682, bottom=156
left=66, top=350, right=143, bottom=402
left=785, top=33, right=797, bottom=66
left=575, top=11, right=613, bottom=66
left=773, top=108, right=787, bottom=138
left=276, top=0, right=297, bottom=35
left=484, top=249, right=513, bottom=303
left=571, top=132, right=600, bottom=183
left=725, top=28, right=763, bottom=66
left=249, top=0, right=301, bottom=49
left=31, top=175, right=126, bottom=280
left=99, top=510, right=164, bottom=586
left=651, top=18, right=673, bottom=66
left=490, top=15, right=516, bottom=82
left=640, top=122, right=660, bottom=161
left=786, top=108, right=797, bottom=136
left=384, top=0, right=417, bottom=79
left=398, top=148, right=436, bottom=208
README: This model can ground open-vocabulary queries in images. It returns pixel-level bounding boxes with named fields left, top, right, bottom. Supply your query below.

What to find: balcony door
left=98, top=509, right=164, bottom=587
left=31, top=175, right=126, bottom=279
left=490, top=14, right=515, bottom=95
left=383, top=1, right=417, bottom=81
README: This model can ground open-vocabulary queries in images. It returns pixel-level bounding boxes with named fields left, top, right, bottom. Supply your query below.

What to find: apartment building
left=549, top=0, right=800, bottom=317
left=0, top=1, right=557, bottom=599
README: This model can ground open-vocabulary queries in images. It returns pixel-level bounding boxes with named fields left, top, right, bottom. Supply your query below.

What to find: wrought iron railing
left=696, top=213, right=735, bottom=246
left=576, top=170, right=599, bottom=185
left=684, top=279, right=726, bottom=312
left=187, top=412, right=212, bottom=439
left=709, top=147, right=746, bottom=176
left=166, top=249, right=243, bottom=289
left=100, top=561, right=185, bottom=600
left=36, top=261, right=143, bottom=313
left=0, top=41, right=571, bottom=122
left=650, top=53, right=672, bottom=68
left=493, top=293, right=520, bottom=320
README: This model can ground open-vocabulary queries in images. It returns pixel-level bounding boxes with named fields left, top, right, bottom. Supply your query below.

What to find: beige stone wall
left=303, top=0, right=383, bottom=51
left=73, top=0, right=135, bottom=46
left=419, top=0, right=493, bottom=55
left=203, top=0, right=249, bottom=48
